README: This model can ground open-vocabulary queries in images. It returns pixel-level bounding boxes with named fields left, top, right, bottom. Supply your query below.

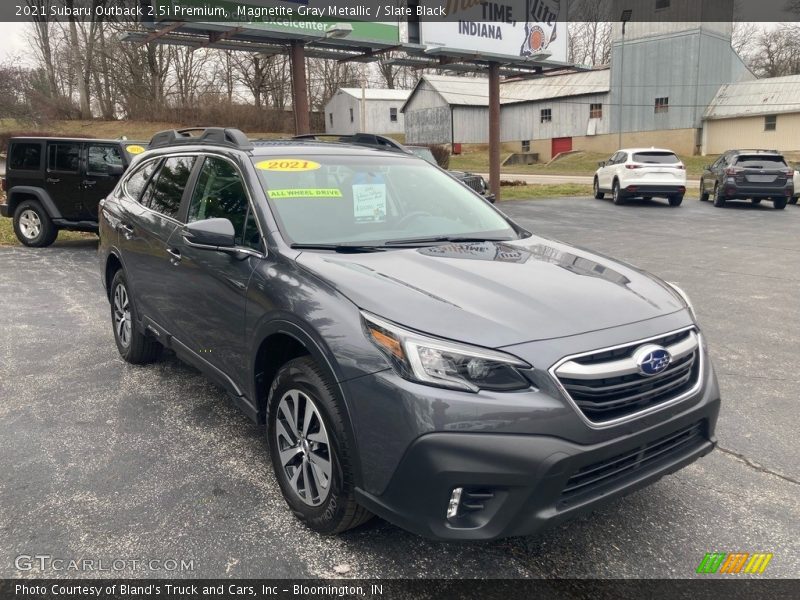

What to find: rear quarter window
left=9, top=142, right=43, bottom=171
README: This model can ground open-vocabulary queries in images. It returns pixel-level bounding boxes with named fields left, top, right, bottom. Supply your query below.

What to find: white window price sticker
left=353, top=184, right=387, bottom=223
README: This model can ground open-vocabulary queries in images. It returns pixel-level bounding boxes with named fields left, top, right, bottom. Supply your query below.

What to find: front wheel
left=789, top=196, right=798, bottom=205
left=267, top=357, right=372, bottom=535
left=110, top=270, right=162, bottom=364
left=699, top=179, right=709, bottom=201
left=593, top=178, right=604, bottom=199
left=13, top=200, right=57, bottom=247
left=612, top=180, right=625, bottom=205
left=668, top=195, right=684, bottom=207
left=773, top=197, right=787, bottom=210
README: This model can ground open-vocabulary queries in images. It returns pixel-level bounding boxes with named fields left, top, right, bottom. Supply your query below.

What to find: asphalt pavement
left=1, top=196, right=798, bottom=579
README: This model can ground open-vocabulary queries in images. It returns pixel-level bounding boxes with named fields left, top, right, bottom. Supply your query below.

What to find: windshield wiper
left=383, top=236, right=514, bottom=246
left=290, top=243, right=386, bottom=253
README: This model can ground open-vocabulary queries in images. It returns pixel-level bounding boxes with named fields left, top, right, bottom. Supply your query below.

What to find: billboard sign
left=420, top=0, right=567, bottom=61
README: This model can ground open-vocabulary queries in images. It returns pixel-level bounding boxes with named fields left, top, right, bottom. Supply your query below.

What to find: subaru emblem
left=634, top=344, right=672, bottom=376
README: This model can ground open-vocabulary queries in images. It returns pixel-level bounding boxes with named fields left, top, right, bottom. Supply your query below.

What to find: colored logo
left=634, top=344, right=672, bottom=376
left=696, top=552, right=773, bottom=574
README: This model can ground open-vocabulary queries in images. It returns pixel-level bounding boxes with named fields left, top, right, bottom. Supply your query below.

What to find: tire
left=593, top=178, right=604, bottom=199
left=109, top=270, right=162, bottom=364
left=13, top=200, right=58, bottom=247
left=668, top=195, right=684, bottom=207
left=267, top=356, right=372, bottom=535
left=751, top=198, right=762, bottom=205
left=612, top=180, right=625, bottom=205
left=789, top=196, right=798, bottom=205
left=773, top=197, right=787, bottom=210
left=713, top=183, right=726, bottom=207
left=699, top=179, right=709, bottom=202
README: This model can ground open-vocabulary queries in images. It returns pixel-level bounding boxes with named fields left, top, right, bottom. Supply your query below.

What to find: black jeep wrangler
left=1, top=137, right=146, bottom=246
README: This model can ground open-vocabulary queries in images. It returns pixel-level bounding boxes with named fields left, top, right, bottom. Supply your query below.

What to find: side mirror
left=108, top=164, right=125, bottom=177
left=704, top=165, right=711, bottom=170
left=598, top=161, right=606, bottom=167
left=183, top=218, right=236, bottom=249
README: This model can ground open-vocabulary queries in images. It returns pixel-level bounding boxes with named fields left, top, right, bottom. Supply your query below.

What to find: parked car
left=405, top=145, right=495, bottom=203
left=293, top=133, right=495, bottom=203
left=790, top=163, right=799, bottom=205
left=99, top=127, right=719, bottom=541
left=594, top=148, right=687, bottom=206
left=699, top=149, right=793, bottom=209
left=0, top=136, right=146, bottom=246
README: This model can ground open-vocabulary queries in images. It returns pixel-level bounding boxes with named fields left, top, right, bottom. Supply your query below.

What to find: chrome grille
left=559, top=420, right=706, bottom=504
left=461, top=175, right=485, bottom=193
left=553, top=328, right=701, bottom=425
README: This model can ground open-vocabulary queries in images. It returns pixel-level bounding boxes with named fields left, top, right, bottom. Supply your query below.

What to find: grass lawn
left=498, top=184, right=593, bottom=201
left=452, top=149, right=716, bottom=179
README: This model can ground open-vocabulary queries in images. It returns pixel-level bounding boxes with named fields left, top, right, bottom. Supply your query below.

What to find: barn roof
left=336, top=88, right=411, bottom=101
left=704, top=74, right=800, bottom=120
left=401, top=69, right=610, bottom=111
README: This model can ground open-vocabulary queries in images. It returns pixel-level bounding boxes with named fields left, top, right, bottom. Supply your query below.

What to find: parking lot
left=1, top=196, right=798, bottom=579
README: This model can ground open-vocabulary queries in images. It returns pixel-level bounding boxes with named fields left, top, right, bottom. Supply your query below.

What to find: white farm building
left=324, top=88, right=411, bottom=136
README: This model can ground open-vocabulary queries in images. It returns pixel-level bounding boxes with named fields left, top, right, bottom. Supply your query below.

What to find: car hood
left=295, top=237, right=686, bottom=348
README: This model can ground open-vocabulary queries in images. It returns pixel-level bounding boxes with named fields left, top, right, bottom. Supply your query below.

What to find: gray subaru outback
left=99, top=128, right=719, bottom=541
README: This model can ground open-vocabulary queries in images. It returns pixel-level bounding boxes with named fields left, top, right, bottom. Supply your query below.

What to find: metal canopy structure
left=127, top=17, right=581, bottom=200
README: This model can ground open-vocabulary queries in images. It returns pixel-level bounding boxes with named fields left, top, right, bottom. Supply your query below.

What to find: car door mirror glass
left=184, top=218, right=236, bottom=248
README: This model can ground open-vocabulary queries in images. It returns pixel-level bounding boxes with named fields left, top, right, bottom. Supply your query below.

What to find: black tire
left=713, top=183, right=726, bottom=207
left=109, top=270, right=162, bottom=364
left=593, top=178, right=604, bottom=199
left=699, top=179, right=709, bottom=201
left=267, top=356, right=372, bottom=535
left=773, top=197, right=787, bottom=210
left=13, top=200, right=58, bottom=247
left=751, top=198, right=762, bottom=205
left=789, top=196, right=798, bottom=205
left=668, top=195, right=684, bottom=207
left=612, top=180, right=625, bottom=205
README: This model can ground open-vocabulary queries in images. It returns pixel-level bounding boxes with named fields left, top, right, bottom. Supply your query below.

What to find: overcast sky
left=0, top=22, right=32, bottom=63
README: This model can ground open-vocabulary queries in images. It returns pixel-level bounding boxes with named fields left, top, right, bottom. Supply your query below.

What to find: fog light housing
left=446, top=487, right=463, bottom=520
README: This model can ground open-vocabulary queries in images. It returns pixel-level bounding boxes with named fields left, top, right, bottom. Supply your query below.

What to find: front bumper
left=0, top=203, right=8, bottom=218
left=353, top=367, right=719, bottom=541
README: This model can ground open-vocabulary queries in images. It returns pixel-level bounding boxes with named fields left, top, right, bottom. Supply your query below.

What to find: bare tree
left=747, top=24, right=800, bottom=77
left=567, top=0, right=612, bottom=67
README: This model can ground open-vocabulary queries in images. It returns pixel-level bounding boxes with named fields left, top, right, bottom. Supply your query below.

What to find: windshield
left=632, top=151, right=680, bottom=164
left=253, top=154, right=517, bottom=246
left=407, top=147, right=438, bottom=165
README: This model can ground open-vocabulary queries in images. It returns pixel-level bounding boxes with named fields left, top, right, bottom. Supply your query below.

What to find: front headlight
left=362, top=312, right=531, bottom=392
left=667, top=282, right=697, bottom=322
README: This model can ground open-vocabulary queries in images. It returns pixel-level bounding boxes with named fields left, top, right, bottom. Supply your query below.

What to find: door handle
left=46, top=178, right=61, bottom=184
left=166, top=247, right=182, bottom=263
left=118, top=223, right=135, bottom=239
left=83, top=180, right=97, bottom=187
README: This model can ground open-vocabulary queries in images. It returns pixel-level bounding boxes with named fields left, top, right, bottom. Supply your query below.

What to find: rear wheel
left=13, top=200, right=58, bottom=247
left=110, top=270, right=162, bottom=364
left=713, top=183, right=726, bottom=207
left=789, top=196, right=798, bottom=205
left=593, top=178, right=604, bottom=199
left=668, top=195, right=684, bottom=207
left=267, top=357, right=372, bottom=535
left=612, top=180, right=625, bottom=205
left=773, top=197, right=787, bottom=210
left=699, top=180, right=710, bottom=201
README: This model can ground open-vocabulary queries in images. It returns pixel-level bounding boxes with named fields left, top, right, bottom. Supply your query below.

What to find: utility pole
left=488, top=62, right=501, bottom=202
left=618, top=10, right=632, bottom=148
left=361, top=77, right=366, bottom=132
left=290, top=41, right=310, bottom=135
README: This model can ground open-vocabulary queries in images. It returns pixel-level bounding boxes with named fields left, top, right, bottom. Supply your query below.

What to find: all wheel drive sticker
left=257, top=159, right=387, bottom=223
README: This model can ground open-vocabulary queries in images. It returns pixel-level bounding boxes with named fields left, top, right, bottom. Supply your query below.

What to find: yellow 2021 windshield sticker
left=256, top=159, right=321, bottom=172
left=125, top=145, right=146, bottom=155
left=268, top=189, right=342, bottom=199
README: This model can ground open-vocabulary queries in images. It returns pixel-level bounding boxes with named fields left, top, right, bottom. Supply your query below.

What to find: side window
left=123, top=159, right=160, bottom=202
left=87, top=144, right=123, bottom=175
left=47, top=142, right=81, bottom=173
left=187, top=156, right=261, bottom=250
left=9, top=142, right=43, bottom=171
left=145, top=156, right=196, bottom=220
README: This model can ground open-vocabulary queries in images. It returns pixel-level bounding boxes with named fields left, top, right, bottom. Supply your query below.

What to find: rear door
left=45, top=141, right=84, bottom=219
left=84, top=143, right=126, bottom=220
left=628, top=150, right=685, bottom=185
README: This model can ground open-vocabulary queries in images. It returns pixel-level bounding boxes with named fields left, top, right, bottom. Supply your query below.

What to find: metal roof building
left=324, top=88, right=411, bottom=136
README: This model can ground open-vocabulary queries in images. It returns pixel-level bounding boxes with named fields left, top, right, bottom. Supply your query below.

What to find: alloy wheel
left=18, top=209, right=42, bottom=240
left=113, top=283, right=132, bottom=348
left=275, top=389, right=333, bottom=507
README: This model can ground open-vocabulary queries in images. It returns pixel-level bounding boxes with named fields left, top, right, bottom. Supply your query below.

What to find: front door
left=164, top=155, right=262, bottom=388
left=45, top=141, right=85, bottom=219
left=84, top=143, right=126, bottom=220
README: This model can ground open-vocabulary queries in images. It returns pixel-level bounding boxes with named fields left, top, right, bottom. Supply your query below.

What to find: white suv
left=594, top=148, right=687, bottom=206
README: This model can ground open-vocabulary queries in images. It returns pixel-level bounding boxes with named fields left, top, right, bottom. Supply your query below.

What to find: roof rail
left=149, top=127, right=254, bottom=151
